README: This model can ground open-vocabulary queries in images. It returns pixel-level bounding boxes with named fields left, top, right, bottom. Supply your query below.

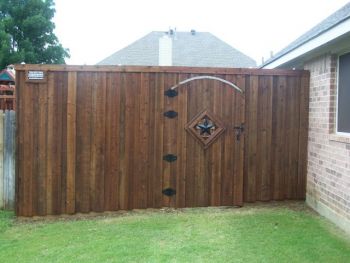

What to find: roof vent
left=191, top=29, right=196, bottom=35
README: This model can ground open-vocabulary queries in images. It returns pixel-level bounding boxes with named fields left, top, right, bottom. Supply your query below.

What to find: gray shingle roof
left=97, top=31, right=256, bottom=67
left=262, top=2, right=350, bottom=67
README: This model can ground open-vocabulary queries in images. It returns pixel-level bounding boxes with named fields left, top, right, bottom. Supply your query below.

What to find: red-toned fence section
left=0, top=85, right=15, bottom=110
left=15, top=65, right=309, bottom=216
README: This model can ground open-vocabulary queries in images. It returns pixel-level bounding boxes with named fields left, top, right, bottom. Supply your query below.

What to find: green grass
left=0, top=204, right=349, bottom=262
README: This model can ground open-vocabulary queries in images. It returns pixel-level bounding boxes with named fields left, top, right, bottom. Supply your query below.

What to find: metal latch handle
left=233, top=123, right=244, bottom=141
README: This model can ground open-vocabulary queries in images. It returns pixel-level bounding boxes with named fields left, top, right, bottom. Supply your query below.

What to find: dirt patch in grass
left=14, top=200, right=311, bottom=224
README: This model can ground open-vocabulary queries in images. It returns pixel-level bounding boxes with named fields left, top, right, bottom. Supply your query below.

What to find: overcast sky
left=53, top=0, right=350, bottom=65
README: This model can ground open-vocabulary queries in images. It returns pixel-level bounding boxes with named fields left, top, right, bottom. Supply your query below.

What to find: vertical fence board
left=90, top=73, right=106, bottom=212
left=256, top=76, right=273, bottom=201
left=175, top=73, right=189, bottom=208
left=118, top=73, right=127, bottom=210
left=185, top=79, right=196, bottom=207
left=298, top=74, right=310, bottom=199
left=123, top=73, right=135, bottom=209
left=210, top=78, right=222, bottom=206
left=137, top=73, right=150, bottom=209
left=0, top=111, right=3, bottom=209
left=233, top=75, right=246, bottom=206
left=10, top=111, right=16, bottom=209
left=221, top=78, right=233, bottom=206
left=4, top=110, right=15, bottom=209
left=165, top=74, right=178, bottom=208
left=45, top=73, right=54, bottom=215
left=66, top=72, right=77, bottom=214
left=104, top=72, right=120, bottom=211
left=129, top=73, right=140, bottom=209
left=23, top=83, right=33, bottom=216
left=76, top=72, right=92, bottom=213
left=244, top=76, right=259, bottom=202
left=147, top=73, right=156, bottom=208
left=60, top=74, right=68, bottom=213
left=52, top=73, right=65, bottom=214
left=31, top=85, right=40, bottom=215
left=14, top=79, right=22, bottom=214
left=153, top=73, right=164, bottom=208
left=36, top=83, right=47, bottom=215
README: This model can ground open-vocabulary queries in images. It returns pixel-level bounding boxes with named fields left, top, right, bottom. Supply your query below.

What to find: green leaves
left=0, top=0, right=69, bottom=68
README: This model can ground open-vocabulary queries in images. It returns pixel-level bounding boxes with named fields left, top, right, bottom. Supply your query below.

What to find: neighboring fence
left=0, top=85, right=16, bottom=110
left=0, top=110, right=15, bottom=210
left=15, top=65, right=309, bottom=216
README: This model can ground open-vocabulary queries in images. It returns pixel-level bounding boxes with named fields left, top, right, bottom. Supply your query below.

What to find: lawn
left=0, top=202, right=349, bottom=263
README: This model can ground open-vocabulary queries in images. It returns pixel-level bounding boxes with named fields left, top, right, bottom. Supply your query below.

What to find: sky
left=53, top=0, right=350, bottom=65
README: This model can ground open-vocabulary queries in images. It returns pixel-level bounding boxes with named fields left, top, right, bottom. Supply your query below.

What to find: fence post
left=0, top=110, right=3, bottom=209
left=4, top=110, right=15, bottom=210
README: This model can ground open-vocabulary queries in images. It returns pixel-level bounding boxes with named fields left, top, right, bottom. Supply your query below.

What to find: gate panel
left=164, top=75, right=245, bottom=208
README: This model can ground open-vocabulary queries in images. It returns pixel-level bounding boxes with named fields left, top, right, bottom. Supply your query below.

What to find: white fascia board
left=263, top=18, right=350, bottom=69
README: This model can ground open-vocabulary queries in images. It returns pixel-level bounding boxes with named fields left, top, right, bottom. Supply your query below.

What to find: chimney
left=159, top=34, right=172, bottom=66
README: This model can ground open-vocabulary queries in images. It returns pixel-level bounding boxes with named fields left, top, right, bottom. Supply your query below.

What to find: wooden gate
left=163, top=76, right=245, bottom=208
left=15, top=65, right=309, bottom=216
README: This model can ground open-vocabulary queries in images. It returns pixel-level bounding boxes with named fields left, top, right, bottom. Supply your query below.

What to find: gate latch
left=233, top=123, right=244, bottom=141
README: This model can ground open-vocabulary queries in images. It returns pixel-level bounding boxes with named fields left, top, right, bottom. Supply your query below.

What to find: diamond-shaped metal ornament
left=185, top=110, right=225, bottom=148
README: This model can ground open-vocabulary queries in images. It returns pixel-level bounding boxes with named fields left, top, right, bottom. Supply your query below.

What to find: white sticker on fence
left=27, top=71, right=45, bottom=80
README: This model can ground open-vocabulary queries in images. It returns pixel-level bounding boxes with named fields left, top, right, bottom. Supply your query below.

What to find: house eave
left=262, top=17, right=350, bottom=69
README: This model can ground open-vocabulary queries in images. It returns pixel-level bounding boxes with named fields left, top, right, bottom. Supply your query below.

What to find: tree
left=0, top=0, right=69, bottom=68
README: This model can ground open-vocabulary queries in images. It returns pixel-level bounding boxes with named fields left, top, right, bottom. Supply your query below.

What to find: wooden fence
left=15, top=65, right=309, bottom=216
left=0, top=85, right=16, bottom=110
left=0, top=110, right=16, bottom=210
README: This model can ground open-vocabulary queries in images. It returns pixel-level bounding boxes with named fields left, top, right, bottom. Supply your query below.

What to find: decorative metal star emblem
left=185, top=110, right=225, bottom=149
left=196, top=118, right=215, bottom=136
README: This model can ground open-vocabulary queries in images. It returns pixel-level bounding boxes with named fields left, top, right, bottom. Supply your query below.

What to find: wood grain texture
left=66, top=72, right=77, bottom=214
left=15, top=67, right=309, bottom=216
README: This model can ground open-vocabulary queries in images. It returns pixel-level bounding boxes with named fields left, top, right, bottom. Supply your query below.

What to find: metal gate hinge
left=162, top=188, right=176, bottom=197
left=164, top=110, right=178, bottom=118
left=164, top=89, right=178, bottom=97
left=163, top=154, right=177, bottom=162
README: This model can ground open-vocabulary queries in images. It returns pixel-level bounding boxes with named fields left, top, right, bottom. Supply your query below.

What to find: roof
left=97, top=31, right=256, bottom=68
left=0, top=69, right=15, bottom=83
left=262, top=2, right=350, bottom=67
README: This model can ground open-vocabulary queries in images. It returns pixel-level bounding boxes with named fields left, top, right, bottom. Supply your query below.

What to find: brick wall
left=304, top=53, right=350, bottom=233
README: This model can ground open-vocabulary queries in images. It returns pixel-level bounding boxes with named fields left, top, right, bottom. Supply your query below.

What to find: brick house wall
left=304, top=53, right=350, bottom=233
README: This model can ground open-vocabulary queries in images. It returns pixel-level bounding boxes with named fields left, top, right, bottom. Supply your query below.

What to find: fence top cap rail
left=15, top=64, right=309, bottom=76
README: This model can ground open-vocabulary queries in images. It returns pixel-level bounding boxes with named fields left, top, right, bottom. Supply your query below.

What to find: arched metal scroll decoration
left=168, top=76, right=243, bottom=94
